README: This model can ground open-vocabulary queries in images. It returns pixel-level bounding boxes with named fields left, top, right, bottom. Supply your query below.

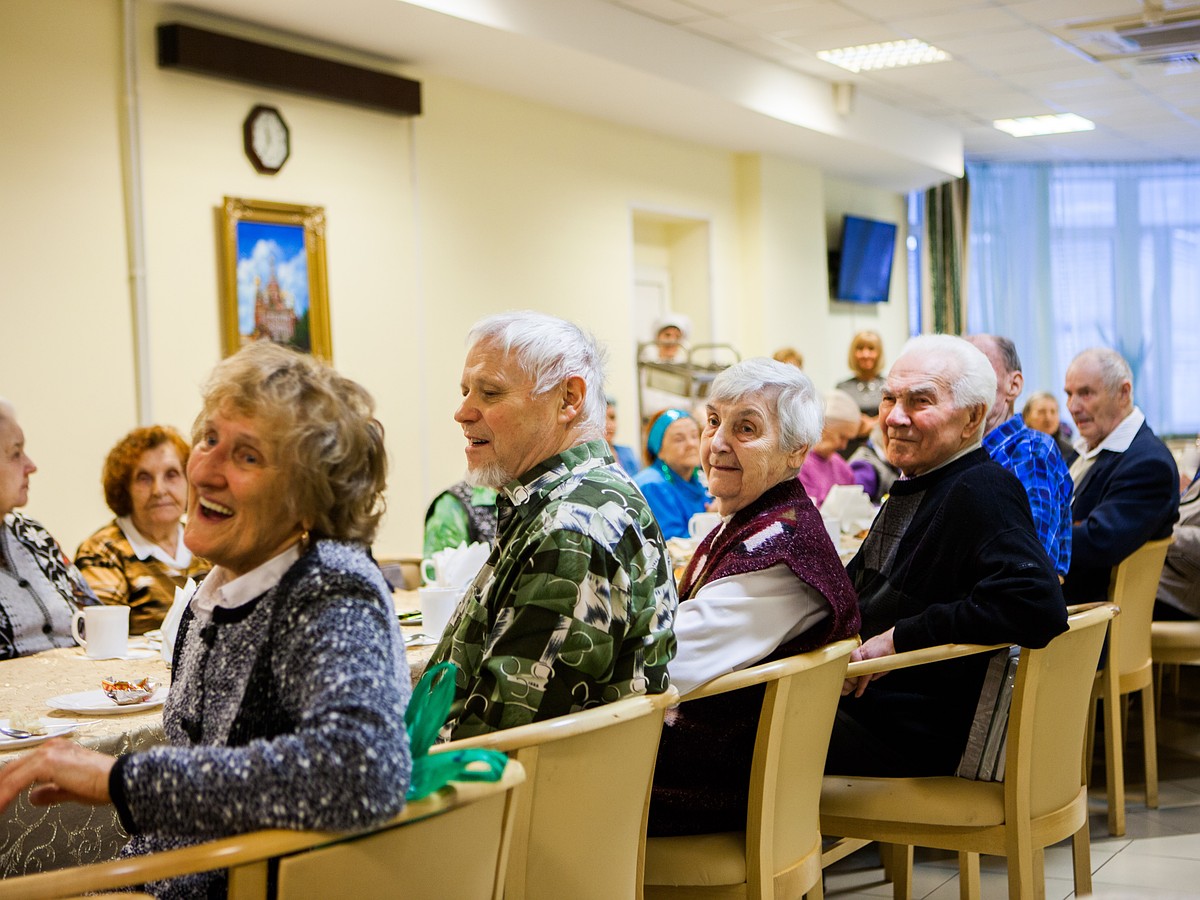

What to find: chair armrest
left=845, top=641, right=1010, bottom=678
left=434, top=687, right=680, bottom=753
left=0, top=770, right=524, bottom=900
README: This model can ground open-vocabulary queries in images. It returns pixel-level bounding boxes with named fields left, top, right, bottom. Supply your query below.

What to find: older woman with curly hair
left=0, top=343, right=411, bottom=899
left=75, top=426, right=212, bottom=634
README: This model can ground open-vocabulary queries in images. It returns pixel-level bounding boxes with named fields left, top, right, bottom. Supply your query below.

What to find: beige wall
left=2, top=0, right=908, bottom=559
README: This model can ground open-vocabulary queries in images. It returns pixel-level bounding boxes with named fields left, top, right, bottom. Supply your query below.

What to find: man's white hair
left=894, top=334, right=996, bottom=441
left=1072, top=347, right=1134, bottom=402
left=467, top=311, right=607, bottom=439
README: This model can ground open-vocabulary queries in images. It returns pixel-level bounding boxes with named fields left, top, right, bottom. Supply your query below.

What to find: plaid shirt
left=983, top=414, right=1072, bottom=575
left=429, top=439, right=677, bottom=739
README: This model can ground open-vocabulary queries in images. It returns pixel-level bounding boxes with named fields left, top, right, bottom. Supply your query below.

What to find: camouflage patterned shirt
left=429, top=440, right=677, bottom=739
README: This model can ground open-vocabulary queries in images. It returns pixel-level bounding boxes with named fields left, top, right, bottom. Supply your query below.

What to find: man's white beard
left=466, top=462, right=511, bottom=490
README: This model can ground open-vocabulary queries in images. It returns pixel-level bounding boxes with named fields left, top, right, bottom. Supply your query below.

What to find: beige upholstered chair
left=641, top=638, right=858, bottom=900
left=433, top=687, right=679, bottom=900
left=1151, top=619, right=1200, bottom=699
left=821, top=605, right=1115, bottom=900
left=0, top=759, right=525, bottom=900
left=1085, top=536, right=1172, bottom=836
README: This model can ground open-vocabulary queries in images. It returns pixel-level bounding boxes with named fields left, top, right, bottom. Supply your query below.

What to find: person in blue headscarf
left=635, top=408, right=711, bottom=540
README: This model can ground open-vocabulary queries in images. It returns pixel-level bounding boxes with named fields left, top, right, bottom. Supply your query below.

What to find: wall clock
left=243, top=105, right=290, bottom=174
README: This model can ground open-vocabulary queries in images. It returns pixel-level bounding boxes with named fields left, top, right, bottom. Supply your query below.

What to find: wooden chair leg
left=957, top=851, right=980, bottom=900
left=1142, top=683, right=1159, bottom=808
left=806, top=873, right=825, bottom=900
left=1033, top=848, right=1046, bottom=900
left=1102, top=686, right=1127, bottom=836
left=1071, top=820, right=1093, bottom=897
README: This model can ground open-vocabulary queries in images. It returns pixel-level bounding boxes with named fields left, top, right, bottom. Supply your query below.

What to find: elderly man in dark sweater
left=827, top=334, right=1068, bottom=777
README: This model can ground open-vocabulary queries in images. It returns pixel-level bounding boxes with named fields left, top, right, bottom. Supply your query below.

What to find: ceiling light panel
left=817, top=38, right=951, bottom=72
left=993, top=113, right=1095, bottom=137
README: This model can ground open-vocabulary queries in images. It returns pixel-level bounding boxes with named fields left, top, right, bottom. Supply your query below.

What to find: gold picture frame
left=219, top=196, right=331, bottom=359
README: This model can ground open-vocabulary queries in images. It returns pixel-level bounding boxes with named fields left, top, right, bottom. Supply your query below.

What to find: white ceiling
left=173, top=0, right=1200, bottom=191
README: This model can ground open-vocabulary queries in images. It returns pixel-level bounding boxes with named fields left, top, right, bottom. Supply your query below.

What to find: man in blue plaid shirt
left=967, top=334, right=1072, bottom=576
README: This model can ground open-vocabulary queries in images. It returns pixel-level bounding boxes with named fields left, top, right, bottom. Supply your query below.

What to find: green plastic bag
left=405, top=661, right=508, bottom=800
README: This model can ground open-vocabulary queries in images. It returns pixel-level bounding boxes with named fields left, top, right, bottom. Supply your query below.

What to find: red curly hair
left=102, top=426, right=190, bottom=517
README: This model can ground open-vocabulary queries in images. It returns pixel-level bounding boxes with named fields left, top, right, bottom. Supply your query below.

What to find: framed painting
left=219, top=196, right=331, bottom=359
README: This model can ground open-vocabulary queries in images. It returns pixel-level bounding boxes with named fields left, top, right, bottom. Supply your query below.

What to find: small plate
left=0, top=719, right=77, bottom=750
left=73, top=648, right=159, bottom=661
left=46, top=688, right=168, bottom=716
left=404, top=634, right=439, bottom=647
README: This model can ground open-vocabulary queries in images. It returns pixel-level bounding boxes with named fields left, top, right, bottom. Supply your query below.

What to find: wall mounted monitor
left=830, top=214, right=898, bottom=304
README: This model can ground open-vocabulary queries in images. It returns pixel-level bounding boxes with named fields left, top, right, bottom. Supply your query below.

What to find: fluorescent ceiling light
left=817, top=39, right=951, bottom=73
left=993, top=113, right=1095, bottom=137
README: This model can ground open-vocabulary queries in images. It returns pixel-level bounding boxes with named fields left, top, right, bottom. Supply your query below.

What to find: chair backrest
left=682, top=638, right=857, bottom=895
left=0, top=760, right=526, bottom=900
left=274, top=758, right=524, bottom=899
left=433, top=687, right=679, bottom=900
left=1107, top=537, right=1173, bottom=678
left=1007, top=604, right=1115, bottom=820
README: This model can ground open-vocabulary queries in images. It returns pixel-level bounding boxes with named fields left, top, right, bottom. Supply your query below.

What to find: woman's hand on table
left=0, top=738, right=115, bottom=811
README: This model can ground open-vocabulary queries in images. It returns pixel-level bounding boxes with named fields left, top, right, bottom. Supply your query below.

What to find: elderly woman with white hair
left=0, top=398, right=99, bottom=659
left=798, top=388, right=873, bottom=505
left=648, top=358, right=861, bottom=836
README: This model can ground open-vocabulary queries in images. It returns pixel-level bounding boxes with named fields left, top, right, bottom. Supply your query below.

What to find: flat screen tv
left=831, top=214, right=897, bottom=304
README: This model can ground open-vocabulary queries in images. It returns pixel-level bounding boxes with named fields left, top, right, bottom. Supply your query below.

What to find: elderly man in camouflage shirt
left=429, top=311, right=678, bottom=739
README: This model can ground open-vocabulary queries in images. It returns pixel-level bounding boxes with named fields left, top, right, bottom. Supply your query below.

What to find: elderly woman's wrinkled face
left=657, top=416, right=701, bottom=478
left=701, top=394, right=806, bottom=516
left=129, top=444, right=188, bottom=535
left=184, top=407, right=305, bottom=577
left=1024, top=396, right=1060, bottom=437
left=813, top=420, right=858, bottom=461
left=0, top=413, right=36, bottom=518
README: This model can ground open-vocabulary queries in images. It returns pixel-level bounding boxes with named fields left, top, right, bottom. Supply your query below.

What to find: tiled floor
left=824, top=667, right=1200, bottom=899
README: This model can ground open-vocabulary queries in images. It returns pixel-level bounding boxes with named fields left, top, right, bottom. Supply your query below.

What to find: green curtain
left=924, top=175, right=970, bottom=335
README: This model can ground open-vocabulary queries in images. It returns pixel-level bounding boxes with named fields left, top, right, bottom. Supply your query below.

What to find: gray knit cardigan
left=110, top=540, right=412, bottom=898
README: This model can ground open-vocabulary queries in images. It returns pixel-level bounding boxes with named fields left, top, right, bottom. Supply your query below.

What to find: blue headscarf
left=647, top=408, right=693, bottom=459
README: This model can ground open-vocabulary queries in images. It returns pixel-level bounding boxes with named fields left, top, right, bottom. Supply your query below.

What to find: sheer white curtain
left=966, top=161, right=1200, bottom=436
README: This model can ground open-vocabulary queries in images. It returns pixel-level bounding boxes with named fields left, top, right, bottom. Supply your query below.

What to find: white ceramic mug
left=419, top=587, right=465, bottom=640
left=71, top=606, right=130, bottom=659
left=688, top=512, right=722, bottom=541
left=420, top=557, right=447, bottom=587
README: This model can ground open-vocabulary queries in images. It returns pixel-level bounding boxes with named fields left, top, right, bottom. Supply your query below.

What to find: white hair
left=708, top=357, right=822, bottom=452
left=823, top=389, right=861, bottom=427
left=1072, top=347, right=1134, bottom=401
left=467, top=311, right=607, bottom=439
left=894, top=334, right=996, bottom=440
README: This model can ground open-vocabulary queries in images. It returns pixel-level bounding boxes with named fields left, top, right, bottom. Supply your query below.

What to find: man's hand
left=0, top=739, right=115, bottom=811
left=841, top=627, right=897, bottom=698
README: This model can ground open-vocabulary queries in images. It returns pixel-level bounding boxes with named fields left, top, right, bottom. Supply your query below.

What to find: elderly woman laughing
left=0, top=344, right=411, bottom=898
left=648, top=357, right=860, bottom=837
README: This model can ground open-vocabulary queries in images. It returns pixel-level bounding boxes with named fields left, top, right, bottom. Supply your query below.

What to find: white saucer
left=0, top=719, right=77, bottom=750
left=47, top=688, right=168, bottom=716
left=73, top=647, right=158, bottom=661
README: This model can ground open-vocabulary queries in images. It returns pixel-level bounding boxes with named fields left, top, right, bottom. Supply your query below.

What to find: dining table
left=0, top=596, right=438, bottom=878
left=0, top=643, right=169, bottom=876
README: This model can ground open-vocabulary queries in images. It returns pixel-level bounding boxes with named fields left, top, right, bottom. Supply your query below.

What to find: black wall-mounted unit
left=157, top=23, right=421, bottom=117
